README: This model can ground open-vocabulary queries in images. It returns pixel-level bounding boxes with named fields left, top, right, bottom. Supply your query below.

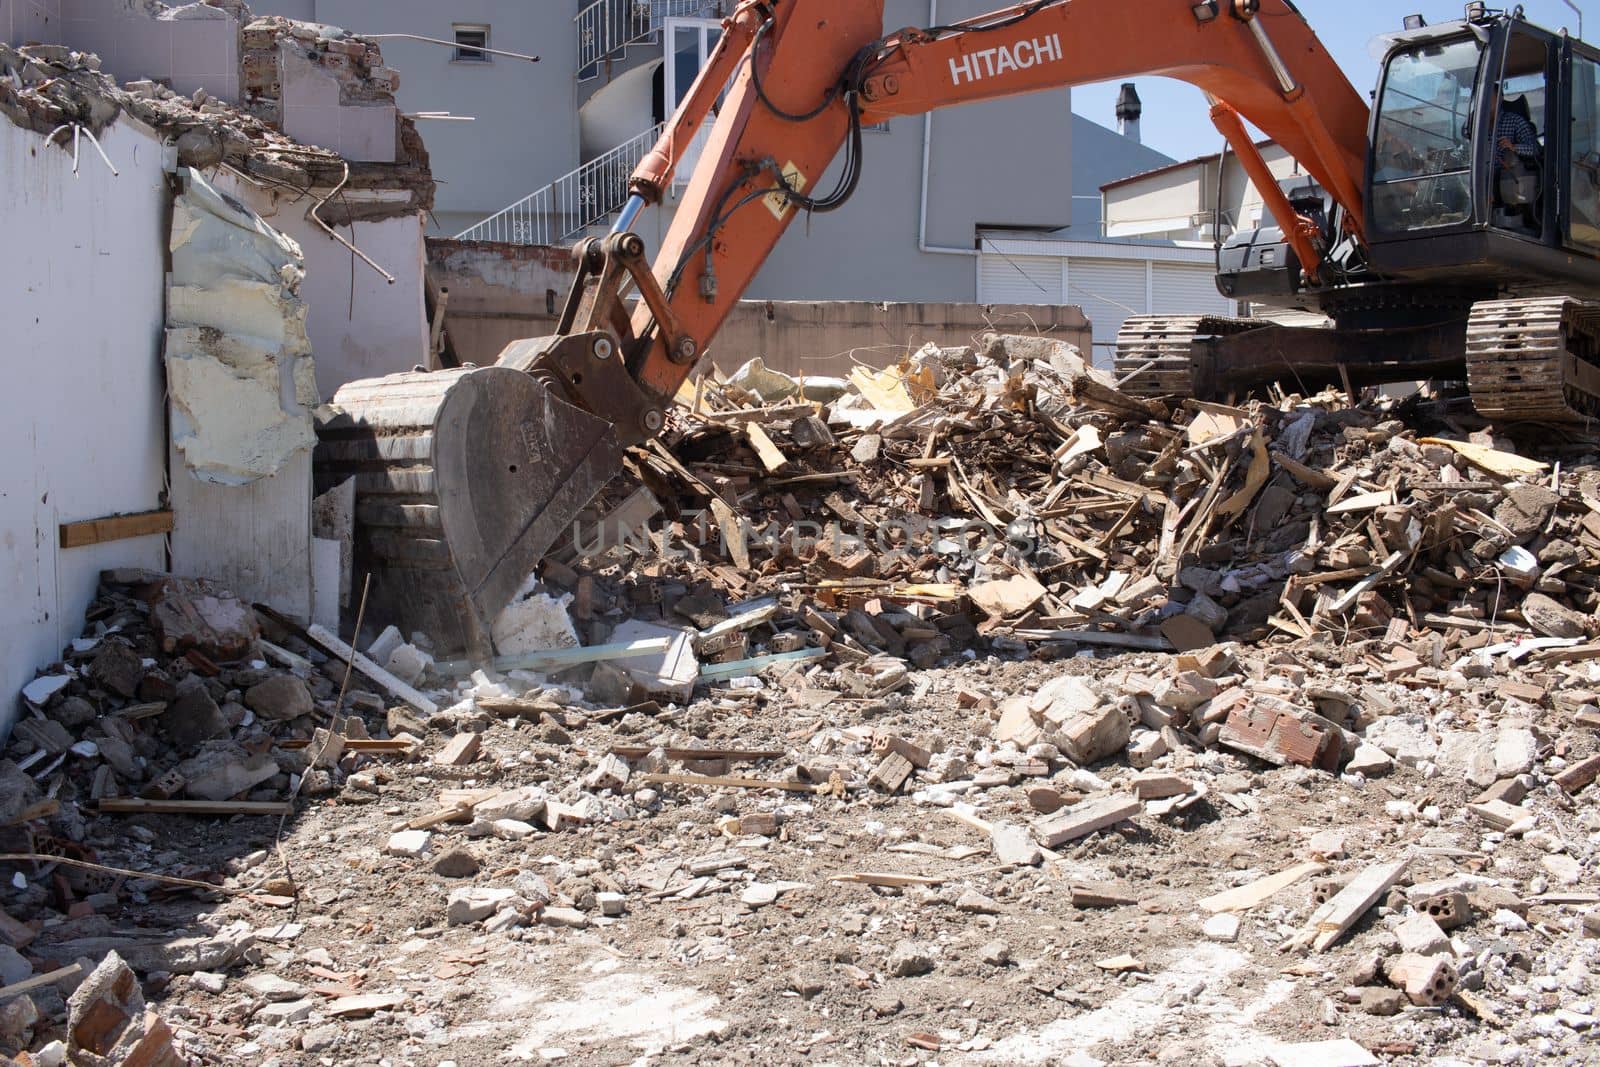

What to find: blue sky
left=1071, top=0, right=1591, bottom=162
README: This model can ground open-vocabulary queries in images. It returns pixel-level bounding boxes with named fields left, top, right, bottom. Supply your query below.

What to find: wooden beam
left=1294, top=857, right=1411, bottom=952
left=97, top=799, right=293, bottom=816
left=59, top=509, right=174, bottom=549
left=744, top=423, right=789, bottom=473
left=305, top=623, right=439, bottom=716
left=1199, top=861, right=1326, bottom=914
left=638, top=772, right=821, bottom=793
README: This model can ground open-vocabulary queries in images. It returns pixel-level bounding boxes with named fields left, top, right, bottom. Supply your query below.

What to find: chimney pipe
left=1116, top=82, right=1143, bottom=144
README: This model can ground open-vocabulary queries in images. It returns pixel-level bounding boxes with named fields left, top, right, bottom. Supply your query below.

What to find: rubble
left=0, top=11, right=432, bottom=226
left=1, top=333, right=1598, bottom=1064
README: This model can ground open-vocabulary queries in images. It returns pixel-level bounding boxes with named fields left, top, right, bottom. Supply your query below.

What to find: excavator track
left=1113, top=314, right=1266, bottom=398
left=1466, top=297, right=1600, bottom=422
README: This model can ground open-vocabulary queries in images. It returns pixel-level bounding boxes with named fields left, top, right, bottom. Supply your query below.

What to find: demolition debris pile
left=1, top=334, right=1597, bottom=1065
left=545, top=332, right=1600, bottom=693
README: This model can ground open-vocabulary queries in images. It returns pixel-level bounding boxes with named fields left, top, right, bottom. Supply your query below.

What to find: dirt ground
left=47, top=647, right=1595, bottom=1067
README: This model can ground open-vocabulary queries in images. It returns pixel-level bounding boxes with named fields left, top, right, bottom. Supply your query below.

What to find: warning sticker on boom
left=764, top=161, right=808, bottom=220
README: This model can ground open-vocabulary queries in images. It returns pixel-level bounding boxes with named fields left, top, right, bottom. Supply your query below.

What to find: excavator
left=316, top=0, right=1600, bottom=659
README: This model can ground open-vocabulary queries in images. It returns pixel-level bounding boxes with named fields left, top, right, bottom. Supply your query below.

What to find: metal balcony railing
left=576, top=0, right=720, bottom=76
left=454, top=123, right=666, bottom=246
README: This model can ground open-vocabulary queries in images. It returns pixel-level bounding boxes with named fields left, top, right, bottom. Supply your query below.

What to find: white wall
left=249, top=0, right=582, bottom=236
left=0, top=117, right=170, bottom=735
left=1104, top=144, right=1309, bottom=241
left=230, top=174, right=429, bottom=399
left=295, top=212, right=429, bottom=398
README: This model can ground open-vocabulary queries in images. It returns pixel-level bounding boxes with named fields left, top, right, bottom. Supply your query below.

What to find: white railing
left=576, top=0, right=720, bottom=74
left=454, top=123, right=666, bottom=245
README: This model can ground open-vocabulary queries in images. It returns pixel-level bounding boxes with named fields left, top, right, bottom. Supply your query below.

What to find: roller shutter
left=1066, top=258, right=1148, bottom=367
left=977, top=252, right=1062, bottom=305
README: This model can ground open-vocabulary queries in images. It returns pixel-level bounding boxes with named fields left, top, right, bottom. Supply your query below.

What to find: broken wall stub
left=424, top=237, right=1094, bottom=380
left=275, top=35, right=397, bottom=163
left=166, top=166, right=317, bottom=484
left=166, top=167, right=316, bottom=619
left=52, top=0, right=240, bottom=101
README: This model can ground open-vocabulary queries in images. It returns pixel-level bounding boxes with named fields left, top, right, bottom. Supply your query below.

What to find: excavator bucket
left=314, top=360, right=622, bottom=662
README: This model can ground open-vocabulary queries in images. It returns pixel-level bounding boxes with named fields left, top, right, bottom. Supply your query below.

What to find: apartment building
left=249, top=0, right=1175, bottom=303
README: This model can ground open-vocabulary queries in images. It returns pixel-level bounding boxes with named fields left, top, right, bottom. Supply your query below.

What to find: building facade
left=249, top=0, right=1174, bottom=303
left=1101, top=140, right=1318, bottom=244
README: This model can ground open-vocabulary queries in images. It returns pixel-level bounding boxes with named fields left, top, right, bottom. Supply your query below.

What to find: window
left=664, top=18, right=725, bottom=188
left=453, top=25, right=491, bottom=63
left=1571, top=53, right=1600, bottom=247
left=1371, top=36, right=1483, bottom=232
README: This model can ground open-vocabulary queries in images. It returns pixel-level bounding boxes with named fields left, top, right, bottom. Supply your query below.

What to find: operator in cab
left=1496, top=93, right=1540, bottom=169
left=1492, top=87, right=1542, bottom=229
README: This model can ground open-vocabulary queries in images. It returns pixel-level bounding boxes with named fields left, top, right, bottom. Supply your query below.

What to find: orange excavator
left=317, top=0, right=1600, bottom=657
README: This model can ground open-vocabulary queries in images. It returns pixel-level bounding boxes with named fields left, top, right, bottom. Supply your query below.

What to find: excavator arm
left=577, top=0, right=1372, bottom=420
left=318, top=0, right=1373, bottom=659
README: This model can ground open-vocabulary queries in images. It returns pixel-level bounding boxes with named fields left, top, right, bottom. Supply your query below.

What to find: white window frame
left=664, top=17, right=727, bottom=190
left=452, top=24, right=492, bottom=64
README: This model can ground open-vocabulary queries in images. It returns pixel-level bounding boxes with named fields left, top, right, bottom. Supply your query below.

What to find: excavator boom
left=318, top=0, right=1373, bottom=657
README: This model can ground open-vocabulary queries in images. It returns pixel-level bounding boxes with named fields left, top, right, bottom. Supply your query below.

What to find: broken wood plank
left=1270, top=450, right=1338, bottom=491
left=1199, top=861, right=1327, bottom=914
left=610, top=745, right=784, bottom=762
left=1067, top=883, right=1138, bottom=908
left=279, top=737, right=419, bottom=755
left=744, top=422, right=790, bottom=473
left=708, top=497, right=751, bottom=571
left=1009, top=629, right=1172, bottom=651
left=707, top=402, right=818, bottom=423
left=1215, top=428, right=1270, bottom=519
left=830, top=871, right=945, bottom=888
left=1033, top=795, right=1140, bottom=848
left=1068, top=373, right=1166, bottom=421
left=1418, top=437, right=1549, bottom=478
left=1329, top=551, right=1408, bottom=614
left=1326, top=489, right=1398, bottom=516
left=969, top=574, right=1046, bottom=617
left=1296, top=857, right=1411, bottom=952
left=1, top=799, right=59, bottom=827
left=97, top=799, right=293, bottom=816
left=1073, top=469, right=1172, bottom=508
left=305, top=623, right=438, bottom=716
left=406, top=805, right=474, bottom=831
left=59, top=509, right=174, bottom=549
left=639, top=772, right=822, bottom=793
left=697, top=603, right=780, bottom=647
left=434, top=732, right=482, bottom=767
left=1532, top=642, right=1600, bottom=664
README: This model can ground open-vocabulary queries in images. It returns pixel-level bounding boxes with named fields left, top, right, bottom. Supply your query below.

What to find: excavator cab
left=1364, top=10, right=1600, bottom=295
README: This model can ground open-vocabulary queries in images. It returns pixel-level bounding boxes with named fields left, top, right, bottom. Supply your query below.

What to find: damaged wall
left=225, top=167, right=430, bottom=397
left=712, top=302, right=1093, bottom=379
left=0, top=115, right=171, bottom=737
left=423, top=238, right=570, bottom=366
left=285, top=203, right=428, bottom=397
left=166, top=168, right=316, bottom=618
left=0, top=0, right=241, bottom=100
